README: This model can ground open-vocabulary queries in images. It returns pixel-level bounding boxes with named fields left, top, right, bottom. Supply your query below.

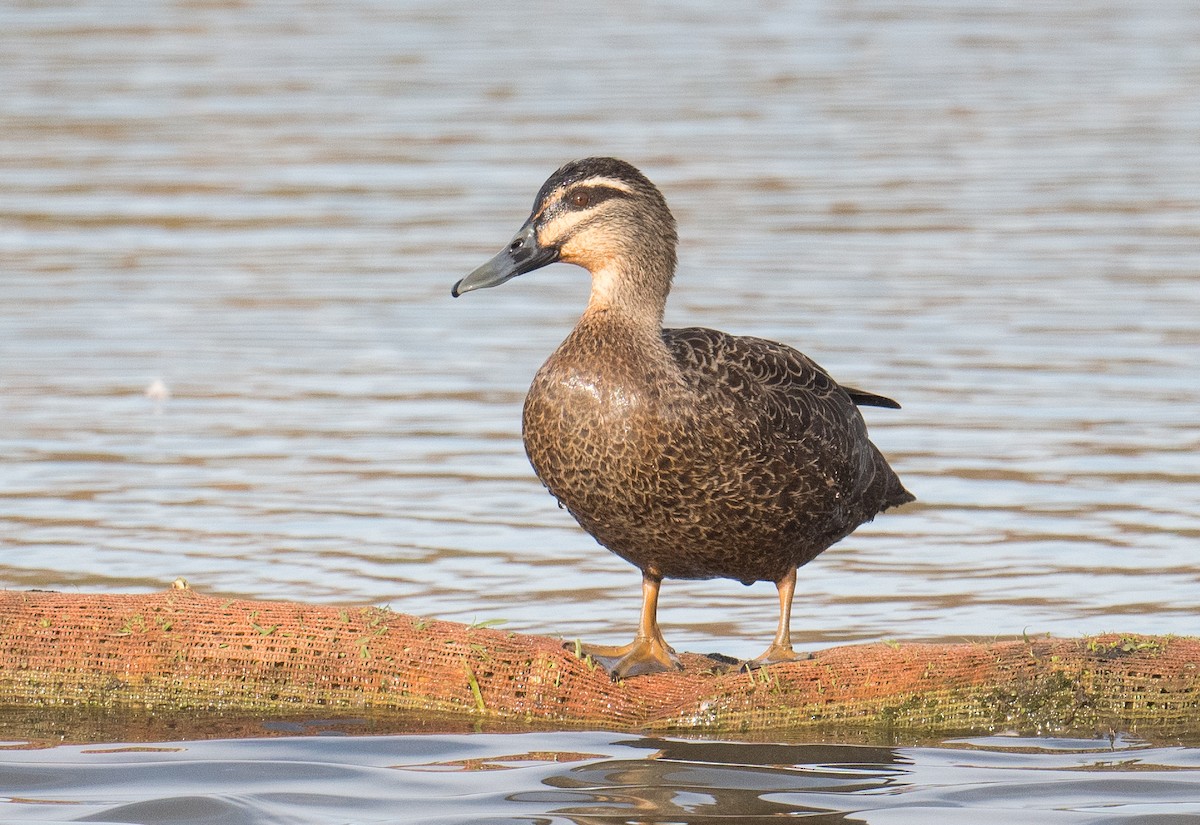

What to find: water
left=4, top=0, right=1198, bottom=655
left=2, top=724, right=1200, bottom=824
left=2, top=0, right=1199, bottom=819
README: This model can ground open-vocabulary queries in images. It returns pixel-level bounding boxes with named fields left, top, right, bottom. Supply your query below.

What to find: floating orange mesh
left=1, top=588, right=1196, bottom=735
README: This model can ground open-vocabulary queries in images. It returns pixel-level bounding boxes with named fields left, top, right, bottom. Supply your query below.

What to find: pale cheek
left=558, top=238, right=595, bottom=267
left=561, top=236, right=623, bottom=272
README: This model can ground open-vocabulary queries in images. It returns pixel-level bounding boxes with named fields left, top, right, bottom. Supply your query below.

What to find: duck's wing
left=663, top=327, right=914, bottom=515
left=662, top=327, right=900, bottom=420
left=662, top=326, right=914, bottom=517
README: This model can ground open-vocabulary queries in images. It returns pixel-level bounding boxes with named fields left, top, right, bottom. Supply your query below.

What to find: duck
left=452, top=157, right=914, bottom=679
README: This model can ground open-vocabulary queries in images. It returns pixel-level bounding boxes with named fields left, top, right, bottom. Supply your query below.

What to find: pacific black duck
left=453, top=157, right=913, bottom=679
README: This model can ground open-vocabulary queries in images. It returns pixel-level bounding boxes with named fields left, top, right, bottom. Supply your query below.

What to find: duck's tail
left=843, top=384, right=902, bottom=409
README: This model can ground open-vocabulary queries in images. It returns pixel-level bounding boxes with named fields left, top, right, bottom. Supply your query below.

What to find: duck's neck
left=581, top=252, right=675, bottom=334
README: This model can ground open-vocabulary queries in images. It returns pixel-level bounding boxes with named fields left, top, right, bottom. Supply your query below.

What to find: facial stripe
left=536, top=209, right=582, bottom=249
left=564, top=184, right=635, bottom=211
left=532, top=177, right=638, bottom=220
left=570, top=177, right=637, bottom=196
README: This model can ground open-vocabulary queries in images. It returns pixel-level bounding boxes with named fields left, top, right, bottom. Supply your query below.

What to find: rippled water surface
left=4, top=0, right=1198, bottom=654
left=2, top=0, right=1199, bottom=819
left=2, top=725, right=1200, bottom=824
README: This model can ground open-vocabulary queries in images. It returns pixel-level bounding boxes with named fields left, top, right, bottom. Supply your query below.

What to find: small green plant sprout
left=469, top=618, right=508, bottom=630
left=463, top=663, right=485, bottom=711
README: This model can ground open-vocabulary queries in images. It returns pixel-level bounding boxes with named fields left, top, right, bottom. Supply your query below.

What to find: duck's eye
left=569, top=190, right=591, bottom=209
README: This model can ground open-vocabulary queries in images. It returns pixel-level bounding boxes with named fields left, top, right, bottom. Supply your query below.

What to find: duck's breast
left=522, top=327, right=678, bottom=525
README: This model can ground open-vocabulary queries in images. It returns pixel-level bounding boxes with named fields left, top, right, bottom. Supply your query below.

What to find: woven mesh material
left=1, top=589, right=1196, bottom=734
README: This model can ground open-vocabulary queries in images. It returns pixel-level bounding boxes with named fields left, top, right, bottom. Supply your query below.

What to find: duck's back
left=523, top=319, right=912, bottom=585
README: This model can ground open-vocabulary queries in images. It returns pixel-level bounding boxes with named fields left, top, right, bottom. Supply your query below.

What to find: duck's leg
left=573, top=572, right=681, bottom=679
left=746, top=567, right=813, bottom=668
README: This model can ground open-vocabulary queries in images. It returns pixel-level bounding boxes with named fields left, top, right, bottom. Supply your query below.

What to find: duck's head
left=452, top=158, right=678, bottom=311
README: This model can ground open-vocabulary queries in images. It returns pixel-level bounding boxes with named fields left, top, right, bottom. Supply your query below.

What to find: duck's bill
left=451, top=223, right=560, bottom=297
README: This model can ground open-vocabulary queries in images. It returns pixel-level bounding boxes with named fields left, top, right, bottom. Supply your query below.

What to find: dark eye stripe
left=563, top=185, right=630, bottom=211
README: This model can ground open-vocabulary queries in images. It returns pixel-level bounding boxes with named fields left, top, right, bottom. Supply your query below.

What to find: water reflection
left=513, top=735, right=1200, bottom=824
left=533, top=740, right=905, bottom=822
left=3, top=727, right=1196, bottom=824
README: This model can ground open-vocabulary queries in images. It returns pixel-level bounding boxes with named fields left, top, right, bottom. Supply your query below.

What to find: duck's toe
left=566, top=638, right=682, bottom=680
left=744, top=643, right=813, bottom=670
